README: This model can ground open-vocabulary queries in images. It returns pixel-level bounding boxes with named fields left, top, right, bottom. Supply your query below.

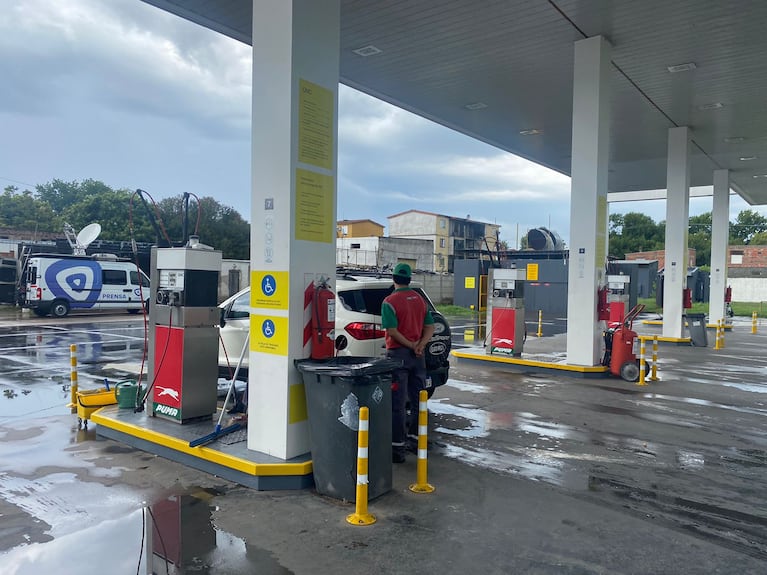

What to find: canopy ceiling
left=142, top=0, right=767, bottom=205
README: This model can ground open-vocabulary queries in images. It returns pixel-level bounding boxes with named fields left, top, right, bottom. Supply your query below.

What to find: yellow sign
left=251, top=270, right=289, bottom=310
left=596, top=194, right=608, bottom=266
left=526, top=263, right=539, bottom=281
left=464, top=276, right=476, bottom=289
left=298, top=78, right=333, bottom=170
left=251, top=315, right=288, bottom=356
left=296, top=169, right=334, bottom=243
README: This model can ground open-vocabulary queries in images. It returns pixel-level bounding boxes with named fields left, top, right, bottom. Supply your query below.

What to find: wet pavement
left=0, top=307, right=765, bottom=573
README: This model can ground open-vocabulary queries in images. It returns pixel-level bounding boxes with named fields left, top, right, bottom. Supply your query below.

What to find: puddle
left=443, top=378, right=491, bottom=393
left=2, top=490, right=293, bottom=574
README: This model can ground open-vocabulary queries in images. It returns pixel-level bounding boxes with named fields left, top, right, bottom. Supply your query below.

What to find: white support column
left=248, top=0, right=340, bottom=458
left=662, top=127, right=691, bottom=339
left=710, top=169, right=730, bottom=324
left=566, top=36, right=611, bottom=366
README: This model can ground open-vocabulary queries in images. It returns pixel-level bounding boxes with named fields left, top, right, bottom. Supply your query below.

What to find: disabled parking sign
left=251, top=271, right=288, bottom=310
left=251, top=314, right=288, bottom=356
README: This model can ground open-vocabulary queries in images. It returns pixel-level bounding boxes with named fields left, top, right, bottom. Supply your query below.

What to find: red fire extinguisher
left=311, top=279, right=336, bottom=359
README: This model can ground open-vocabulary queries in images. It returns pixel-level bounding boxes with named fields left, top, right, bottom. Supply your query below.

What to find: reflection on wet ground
left=2, top=488, right=293, bottom=574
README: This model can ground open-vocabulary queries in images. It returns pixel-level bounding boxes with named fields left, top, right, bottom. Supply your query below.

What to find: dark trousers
left=386, top=346, right=427, bottom=453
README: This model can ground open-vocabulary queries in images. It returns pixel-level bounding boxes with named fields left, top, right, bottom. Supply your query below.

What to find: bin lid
left=295, top=356, right=401, bottom=377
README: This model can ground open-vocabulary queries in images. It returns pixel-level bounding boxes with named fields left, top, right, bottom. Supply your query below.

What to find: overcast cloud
left=0, top=0, right=761, bottom=247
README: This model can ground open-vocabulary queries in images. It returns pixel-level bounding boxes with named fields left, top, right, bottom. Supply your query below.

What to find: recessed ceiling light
left=740, top=156, right=757, bottom=161
left=464, top=102, right=488, bottom=110
left=752, top=174, right=767, bottom=179
left=698, top=102, right=724, bottom=110
left=519, top=129, right=543, bottom=136
left=352, top=45, right=382, bottom=57
left=667, top=62, right=697, bottom=73
left=724, top=137, right=746, bottom=143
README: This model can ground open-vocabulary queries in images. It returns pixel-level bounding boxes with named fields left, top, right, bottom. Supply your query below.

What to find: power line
left=0, top=176, right=36, bottom=188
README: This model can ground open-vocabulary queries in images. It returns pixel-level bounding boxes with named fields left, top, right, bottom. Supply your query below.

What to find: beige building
left=387, top=210, right=500, bottom=273
left=336, top=219, right=385, bottom=238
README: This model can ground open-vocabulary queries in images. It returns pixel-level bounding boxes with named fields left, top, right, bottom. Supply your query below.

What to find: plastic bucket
left=115, top=380, right=141, bottom=409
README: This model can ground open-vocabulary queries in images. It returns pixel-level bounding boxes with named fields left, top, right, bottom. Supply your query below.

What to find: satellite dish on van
left=76, top=223, right=101, bottom=250
left=67, top=222, right=102, bottom=255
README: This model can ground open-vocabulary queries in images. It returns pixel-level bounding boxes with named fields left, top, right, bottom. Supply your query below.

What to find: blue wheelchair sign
left=262, top=319, right=275, bottom=338
left=261, top=275, right=276, bottom=297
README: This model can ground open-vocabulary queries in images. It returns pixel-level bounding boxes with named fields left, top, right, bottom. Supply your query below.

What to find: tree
left=730, top=209, right=767, bottom=244
left=608, top=212, right=664, bottom=258
left=688, top=212, right=712, bottom=266
left=0, top=185, right=58, bottom=232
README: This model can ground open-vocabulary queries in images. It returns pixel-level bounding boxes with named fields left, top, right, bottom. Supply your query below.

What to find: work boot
left=392, top=450, right=406, bottom=464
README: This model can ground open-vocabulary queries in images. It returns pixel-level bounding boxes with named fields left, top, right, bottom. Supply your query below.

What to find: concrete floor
left=0, top=309, right=765, bottom=573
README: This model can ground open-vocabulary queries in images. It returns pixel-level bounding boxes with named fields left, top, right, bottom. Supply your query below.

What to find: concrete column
left=248, top=0, right=340, bottom=458
left=662, top=127, right=691, bottom=339
left=566, top=36, right=611, bottom=366
left=709, top=169, right=730, bottom=324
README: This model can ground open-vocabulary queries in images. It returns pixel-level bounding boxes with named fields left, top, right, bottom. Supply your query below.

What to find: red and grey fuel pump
left=486, top=268, right=526, bottom=356
left=150, top=238, right=222, bottom=423
left=606, top=274, right=630, bottom=323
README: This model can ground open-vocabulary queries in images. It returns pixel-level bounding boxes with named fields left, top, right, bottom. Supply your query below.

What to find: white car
left=217, top=274, right=451, bottom=395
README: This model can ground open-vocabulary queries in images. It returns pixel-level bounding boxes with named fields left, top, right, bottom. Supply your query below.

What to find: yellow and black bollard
left=650, top=335, right=659, bottom=381
left=714, top=319, right=721, bottom=350
left=409, top=390, right=435, bottom=493
left=637, top=337, right=647, bottom=386
left=719, top=319, right=726, bottom=349
left=68, top=344, right=78, bottom=414
left=346, top=407, right=376, bottom=526
left=752, top=311, right=758, bottom=335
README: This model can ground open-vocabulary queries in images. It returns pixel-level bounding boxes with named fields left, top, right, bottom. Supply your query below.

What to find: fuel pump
left=606, top=274, right=630, bottom=324
left=150, top=237, right=222, bottom=423
left=486, top=268, right=526, bottom=356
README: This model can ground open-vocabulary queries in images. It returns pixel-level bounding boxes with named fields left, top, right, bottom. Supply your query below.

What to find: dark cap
left=393, top=263, right=412, bottom=278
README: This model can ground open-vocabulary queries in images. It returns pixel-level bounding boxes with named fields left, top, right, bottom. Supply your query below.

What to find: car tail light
left=344, top=322, right=385, bottom=340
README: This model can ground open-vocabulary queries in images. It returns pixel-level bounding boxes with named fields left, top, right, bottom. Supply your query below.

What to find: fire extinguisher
left=311, top=279, right=336, bottom=359
left=597, top=286, right=610, bottom=321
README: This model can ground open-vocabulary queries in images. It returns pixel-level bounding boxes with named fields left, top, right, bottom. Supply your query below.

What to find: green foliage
left=608, top=212, right=664, bottom=258
left=0, top=185, right=58, bottom=231
left=3, top=179, right=250, bottom=259
left=731, top=209, right=767, bottom=244
left=436, top=304, right=476, bottom=316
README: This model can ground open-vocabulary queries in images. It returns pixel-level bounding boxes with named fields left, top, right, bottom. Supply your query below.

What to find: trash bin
left=295, top=357, right=399, bottom=501
left=686, top=313, right=708, bottom=347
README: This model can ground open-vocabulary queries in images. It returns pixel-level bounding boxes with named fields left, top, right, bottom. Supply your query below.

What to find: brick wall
left=625, top=249, right=696, bottom=269
left=728, top=245, right=767, bottom=268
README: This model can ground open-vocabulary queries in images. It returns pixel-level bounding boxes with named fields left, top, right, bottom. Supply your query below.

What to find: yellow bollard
left=720, top=318, right=726, bottom=349
left=346, top=407, right=376, bottom=526
left=68, top=344, right=78, bottom=413
left=537, top=310, right=543, bottom=338
left=637, top=338, right=647, bottom=386
left=752, top=311, right=758, bottom=334
left=714, top=319, right=721, bottom=350
left=409, top=390, right=435, bottom=493
left=650, top=335, right=659, bottom=381
left=464, top=328, right=475, bottom=342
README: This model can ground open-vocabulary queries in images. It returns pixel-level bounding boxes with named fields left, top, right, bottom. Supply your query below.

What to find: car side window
left=228, top=291, right=250, bottom=319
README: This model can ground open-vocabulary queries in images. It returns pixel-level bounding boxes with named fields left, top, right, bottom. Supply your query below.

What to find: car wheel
left=50, top=300, right=70, bottom=318
left=425, top=312, right=451, bottom=370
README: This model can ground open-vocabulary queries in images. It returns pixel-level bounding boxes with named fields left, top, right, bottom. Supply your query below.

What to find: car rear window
left=338, top=286, right=434, bottom=314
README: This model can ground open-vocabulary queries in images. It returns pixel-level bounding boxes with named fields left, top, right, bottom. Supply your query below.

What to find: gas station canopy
left=142, top=0, right=767, bottom=204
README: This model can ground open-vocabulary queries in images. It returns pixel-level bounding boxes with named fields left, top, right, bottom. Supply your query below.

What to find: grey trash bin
left=686, top=313, right=708, bottom=347
left=295, top=357, right=399, bottom=501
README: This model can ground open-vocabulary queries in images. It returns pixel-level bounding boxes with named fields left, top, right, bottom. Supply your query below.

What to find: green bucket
left=115, top=380, right=141, bottom=409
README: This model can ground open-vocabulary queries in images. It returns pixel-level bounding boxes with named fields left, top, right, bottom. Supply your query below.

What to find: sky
left=0, top=0, right=763, bottom=248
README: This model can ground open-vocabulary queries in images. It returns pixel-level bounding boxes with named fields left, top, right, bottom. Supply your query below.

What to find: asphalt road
left=0, top=308, right=765, bottom=574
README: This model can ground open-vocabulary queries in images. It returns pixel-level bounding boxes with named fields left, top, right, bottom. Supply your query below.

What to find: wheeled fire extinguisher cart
left=602, top=303, right=645, bottom=381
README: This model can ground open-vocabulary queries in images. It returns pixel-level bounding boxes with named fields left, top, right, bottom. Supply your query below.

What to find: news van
left=22, top=254, right=150, bottom=317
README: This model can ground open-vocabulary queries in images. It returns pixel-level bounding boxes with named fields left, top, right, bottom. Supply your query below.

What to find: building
left=336, top=219, right=384, bottom=238
left=387, top=210, right=500, bottom=273
left=336, top=236, right=434, bottom=272
left=624, top=249, right=696, bottom=270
